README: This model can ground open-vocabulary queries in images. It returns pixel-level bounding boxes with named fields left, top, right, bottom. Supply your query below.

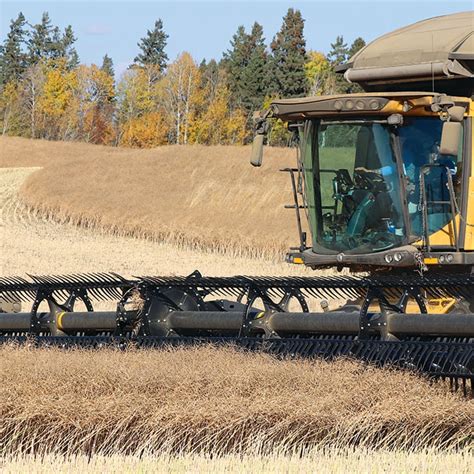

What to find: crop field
left=2, top=136, right=302, bottom=260
left=1, top=137, right=473, bottom=472
left=2, top=346, right=473, bottom=468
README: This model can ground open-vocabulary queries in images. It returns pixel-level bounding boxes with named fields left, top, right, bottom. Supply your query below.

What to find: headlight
left=394, top=252, right=403, bottom=262
left=439, top=255, right=446, bottom=264
left=446, top=254, right=454, bottom=263
left=384, top=254, right=393, bottom=263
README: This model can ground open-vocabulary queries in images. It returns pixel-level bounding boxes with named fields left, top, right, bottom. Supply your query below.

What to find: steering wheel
left=353, top=169, right=385, bottom=191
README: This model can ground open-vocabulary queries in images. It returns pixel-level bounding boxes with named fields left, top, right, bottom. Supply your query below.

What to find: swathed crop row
left=1, top=345, right=472, bottom=457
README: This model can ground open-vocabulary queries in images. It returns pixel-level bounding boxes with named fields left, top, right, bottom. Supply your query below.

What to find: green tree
left=134, top=19, right=168, bottom=72
left=267, top=8, right=308, bottom=98
left=27, top=12, right=54, bottom=64
left=101, top=54, right=114, bottom=79
left=224, top=22, right=267, bottom=114
left=25, top=12, right=78, bottom=67
left=348, top=37, right=366, bottom=59
left=240, top=22, right=267, bottom=112
left=328, top=35, right=349, bottom=66
left=199, top=59, right=220, bottom=98
left=223, top=25, right=251, bottom=106
left=327, top=35, right=351, bottom=93
left=0, top=12, right=28, bottom=85
left=345, top=37, right=366, bottom=93
left=61, top=25, right=79, bottom=68
left=48, top=24, right=79, bottom=68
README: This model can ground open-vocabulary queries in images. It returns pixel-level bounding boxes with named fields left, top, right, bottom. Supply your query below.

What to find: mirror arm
left=250, top=109, right=272, bottom=167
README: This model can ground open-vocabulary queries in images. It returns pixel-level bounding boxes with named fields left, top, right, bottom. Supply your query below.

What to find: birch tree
left=162, top=52, right=201, bottom=144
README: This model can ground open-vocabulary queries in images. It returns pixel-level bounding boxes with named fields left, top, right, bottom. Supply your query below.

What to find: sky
left=1, top=0, right=471, bottom=78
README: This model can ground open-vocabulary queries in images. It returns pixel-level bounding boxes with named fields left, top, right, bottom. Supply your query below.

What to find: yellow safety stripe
left=56, top=311, right=66, bottom=330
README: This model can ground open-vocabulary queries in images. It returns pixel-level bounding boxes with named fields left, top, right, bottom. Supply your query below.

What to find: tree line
left=0, top=9, right=365, bottom=147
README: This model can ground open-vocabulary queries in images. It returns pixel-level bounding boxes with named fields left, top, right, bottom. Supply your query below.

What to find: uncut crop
left=1, top=345, right=473, bottom=457
left=1, top=136, right=299, bottom=260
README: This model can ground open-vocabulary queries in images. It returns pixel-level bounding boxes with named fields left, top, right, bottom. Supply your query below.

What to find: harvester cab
left=252, top=11, right=473, bottom=274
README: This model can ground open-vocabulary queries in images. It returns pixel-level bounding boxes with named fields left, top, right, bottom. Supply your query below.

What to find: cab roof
left=336, top=11, right=473, bottom=95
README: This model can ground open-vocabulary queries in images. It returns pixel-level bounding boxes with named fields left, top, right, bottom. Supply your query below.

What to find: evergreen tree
left=267, top=8, right=308, bottom=98
left=328, top=35, right=349, bottom=66
left=61, top=25, right=79, bottom=68
left=47, top=24, right=78, bottom=67
left=240, top=22, right=267, bottom=112
left=27, top=12, right=54, bottom=64
left=223, top=25, right=250, bottom=105
left=27, top=13, right=78, bottom=67
left=68, top=49, right=80, bottom=69
left=224, top=22, right=267, bottom=113
left=134, top=19, right=168, bottom=71
left=101, top=54, right=114, bottom=79
left=343, top=37, right=367, bottom=93
left=0, top=12, right=27, bottom=85
left=348, top=37, right=366, bottom=59
left=327, top=35, right=350, bottom=93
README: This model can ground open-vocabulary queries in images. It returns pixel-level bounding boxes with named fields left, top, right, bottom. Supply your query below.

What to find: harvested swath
left=0, top=168, right=314, bottom=279
left=1, top=136, right=300, bottom=260
left=1, top=345, right=472, bottom=457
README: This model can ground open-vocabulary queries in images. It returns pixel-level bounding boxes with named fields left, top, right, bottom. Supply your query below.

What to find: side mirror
left=439, top=121, right=461, bottom=156
left=250, top=111, right=270, bottom=167
left=250, top=133, right=264, bottom=167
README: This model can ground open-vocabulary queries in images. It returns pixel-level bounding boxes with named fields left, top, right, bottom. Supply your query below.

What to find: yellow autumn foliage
left=189, top=84, right=246, bottom=145
left=120, top=112, right=169, bottom=148
left=39, top=62, right=76, bottom=118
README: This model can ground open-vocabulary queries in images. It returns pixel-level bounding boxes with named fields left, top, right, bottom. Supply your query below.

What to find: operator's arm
left=355, top=165, right=393, bottom=176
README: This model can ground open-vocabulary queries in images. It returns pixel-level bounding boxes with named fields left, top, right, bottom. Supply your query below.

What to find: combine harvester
left=1, top=12, right=473, bottom=393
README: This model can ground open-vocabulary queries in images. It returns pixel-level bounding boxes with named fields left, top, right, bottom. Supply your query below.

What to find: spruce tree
left=101, top=54, right=114, bottom=78
left=27, top=12, right=54, bottom=64
left=0, top=12, right=27, bottom=85
left=267, top=8, right=308, bottom=98
left=241, top=22, right=268, bottom=112
left=327, top=35, right=350, bottom=93
left=328, top=35, right=349, bottom=66
left=223, top=25, right=250, bottom=106
left=224, top=22, right=267, bottom=113
left=134, top=19, right=168, bottom=71
left=61, top=25, right=79, bottom=68
left=348, top=37, right=366, bottom=59
left=67, top=49, right=80, bottom=69
left=47, top=24, right=78, bottom=67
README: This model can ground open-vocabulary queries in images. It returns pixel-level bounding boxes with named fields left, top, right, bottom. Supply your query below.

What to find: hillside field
left=1, top=136, right=301, bottom=260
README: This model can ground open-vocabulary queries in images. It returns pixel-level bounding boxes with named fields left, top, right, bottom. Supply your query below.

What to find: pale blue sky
left=1, top=0, right=471, bottom=78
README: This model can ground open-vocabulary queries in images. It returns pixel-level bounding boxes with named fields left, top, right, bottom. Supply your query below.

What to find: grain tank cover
left=337, top=11, right=473, bottom=96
